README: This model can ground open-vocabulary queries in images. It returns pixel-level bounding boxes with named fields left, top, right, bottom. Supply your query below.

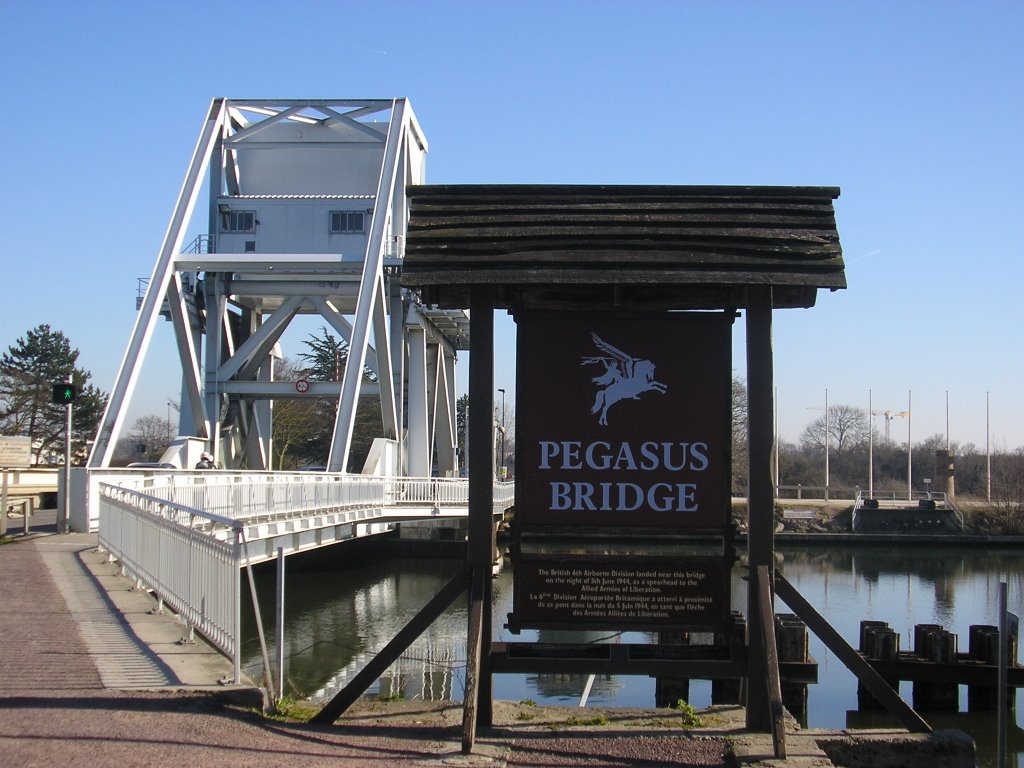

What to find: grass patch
left=565, top=714, right=609, bottom=727
left=672, top=699, right=705, bottom=727
left=266, top=696, right=317, bottom=722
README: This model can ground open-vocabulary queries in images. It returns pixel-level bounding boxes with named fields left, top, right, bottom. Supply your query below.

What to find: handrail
left=94, top=473, right=515, bottom=678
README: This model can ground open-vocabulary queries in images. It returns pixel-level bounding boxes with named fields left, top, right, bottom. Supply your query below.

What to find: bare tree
left=125, top=414, right=175, bottom=462
left=269, top=357, right=326, bottom=470
left=800, top=404, right=869, bottom=454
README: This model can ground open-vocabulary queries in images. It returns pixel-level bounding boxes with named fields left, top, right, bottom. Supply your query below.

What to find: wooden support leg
left=463, top=286, right=495, bottom=753
left=462, top=578, right=484, bottom=753
left=756, top=566, right=787, bottom=759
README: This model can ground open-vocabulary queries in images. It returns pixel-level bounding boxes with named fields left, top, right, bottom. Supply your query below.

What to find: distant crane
left=870, top=409, right=909, bottom=442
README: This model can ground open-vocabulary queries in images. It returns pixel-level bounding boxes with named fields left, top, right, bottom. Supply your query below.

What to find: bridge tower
left=88, top=98, right=467, bottom=475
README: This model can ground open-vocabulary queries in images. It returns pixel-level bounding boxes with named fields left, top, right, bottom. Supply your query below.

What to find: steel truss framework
left=89, top=98, right=467, bottom=475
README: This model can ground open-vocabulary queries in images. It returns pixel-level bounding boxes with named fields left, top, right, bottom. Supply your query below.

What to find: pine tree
left=294, top=327, right=381, bottom=471
left=0, top=324, right=107, bottom=464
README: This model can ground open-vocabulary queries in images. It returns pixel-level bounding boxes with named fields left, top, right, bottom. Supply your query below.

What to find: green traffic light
left=51, top=382, right=78, bottom=404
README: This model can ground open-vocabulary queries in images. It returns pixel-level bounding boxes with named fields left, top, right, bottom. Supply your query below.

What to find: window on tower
left=329, top=211, right=365, bottom=234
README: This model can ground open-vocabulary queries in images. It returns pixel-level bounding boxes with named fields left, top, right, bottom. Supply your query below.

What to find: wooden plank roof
left=402, top=185, right=845, bottom=310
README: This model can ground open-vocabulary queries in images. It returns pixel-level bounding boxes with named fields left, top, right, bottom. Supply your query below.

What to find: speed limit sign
left=295, top=378, right=310, bottom=393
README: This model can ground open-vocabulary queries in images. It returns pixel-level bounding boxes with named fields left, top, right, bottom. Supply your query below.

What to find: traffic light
left=51, top=383, right=78, bottom=404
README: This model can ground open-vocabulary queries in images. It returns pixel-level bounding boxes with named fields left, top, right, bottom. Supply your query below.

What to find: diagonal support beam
left=89, top=98, right=226, bottom=467
left=218, top=296, right=302, bottom=382
left=327, top=99, right=405, bottom=472
left=307, top=296, right=380, bottom=375
left=165, top=272, right=208, bottom=439
left=310, top=567, right=468, bottom=725
left=371, top=278, right=398, bottom=439
left=224, top=105, right=308, bottom=144
left=774, top=573, right=932, bottom=734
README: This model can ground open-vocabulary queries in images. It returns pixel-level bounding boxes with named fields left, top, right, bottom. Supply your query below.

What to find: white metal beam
left=217, top=296, right=302, bottom=382
left=406, top=326, right=429, bottom=477
left=165, top=273, right=208, bottom=439
left=307, top=296, right=380, bottom=375
left=327, top=100, right=406, bottom=472
left=224, top=105, right=308, bottom=144
left=371, top=277, right=398, bottom=440
left=88, top=98, right=227, bottom=468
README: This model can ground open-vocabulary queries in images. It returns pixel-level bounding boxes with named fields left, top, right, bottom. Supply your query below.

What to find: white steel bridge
left=93, top=470, right=513, bottom=682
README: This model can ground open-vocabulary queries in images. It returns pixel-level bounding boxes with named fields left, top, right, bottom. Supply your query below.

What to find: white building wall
left=215, top=197, right=372, bottom=258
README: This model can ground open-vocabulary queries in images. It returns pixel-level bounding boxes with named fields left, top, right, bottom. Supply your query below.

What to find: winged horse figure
left=582, top=333, right=667, bottom=426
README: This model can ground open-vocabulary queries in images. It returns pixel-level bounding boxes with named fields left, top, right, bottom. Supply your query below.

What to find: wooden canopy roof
left=401, top=185, right=845, bottom=311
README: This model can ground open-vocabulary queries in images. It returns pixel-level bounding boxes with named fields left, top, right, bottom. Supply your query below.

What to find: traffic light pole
left=61, top=374, right=72, bottom=534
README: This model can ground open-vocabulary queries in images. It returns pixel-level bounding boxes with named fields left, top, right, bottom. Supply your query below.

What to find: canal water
left=241, top=543, right=1024, bottom=767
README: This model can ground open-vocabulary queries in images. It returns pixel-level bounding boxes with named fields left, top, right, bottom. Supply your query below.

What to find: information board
left=0, top=436, right=32, bottom=468
left=511, top=555, right=731, bottom=632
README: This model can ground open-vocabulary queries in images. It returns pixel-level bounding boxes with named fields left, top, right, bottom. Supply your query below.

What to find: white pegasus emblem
left=581, top=333, right=668, bottom=426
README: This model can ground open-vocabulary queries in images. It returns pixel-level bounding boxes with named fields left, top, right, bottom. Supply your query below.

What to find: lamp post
left=497, top=388, right=506, bottom=479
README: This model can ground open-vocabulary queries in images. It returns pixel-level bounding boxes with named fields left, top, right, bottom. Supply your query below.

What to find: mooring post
left=913, top=625, right=959, bottom=711
left=858, top=621, right=899, bottom=710
left=745, top=286, right=775, bottom=731
left=713, top=612, right=746, bottom=704
left=776, top=613, right=809, bottom=721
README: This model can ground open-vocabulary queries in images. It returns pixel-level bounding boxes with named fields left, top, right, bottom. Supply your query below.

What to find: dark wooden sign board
left=515, top=312, right=732, bottom=531
left=510, top=311, right=734, bottom=632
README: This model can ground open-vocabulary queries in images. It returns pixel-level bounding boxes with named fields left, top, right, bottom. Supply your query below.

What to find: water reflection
left=241, top=544, right=1024, bottom=768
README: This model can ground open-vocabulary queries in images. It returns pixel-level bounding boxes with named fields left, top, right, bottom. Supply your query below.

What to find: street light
left=497, top=388, right=506, bottom=479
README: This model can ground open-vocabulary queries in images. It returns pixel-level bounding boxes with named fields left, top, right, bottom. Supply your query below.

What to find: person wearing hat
left=195, top=452, right=215, bottom=469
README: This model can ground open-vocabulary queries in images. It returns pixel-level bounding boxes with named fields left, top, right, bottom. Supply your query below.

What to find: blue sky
left=1, top=1, right=1020, bottom=451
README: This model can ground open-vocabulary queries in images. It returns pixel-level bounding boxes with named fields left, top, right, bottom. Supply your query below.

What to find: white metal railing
left=97, top=483, right=244, bottom=680
left=97, top=471, right=515, bottom=528
left=136, top=471, right=388, bottom=523
left=93, top=471, right=516, bottom=678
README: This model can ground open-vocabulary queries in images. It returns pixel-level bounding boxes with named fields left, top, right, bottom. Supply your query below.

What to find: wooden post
left=912, top=625, right=958, bottom=711
left=756, top=566, right=787, bottom=759
left=858, top=621, right=899, bottom=710
left=712, top=612, right=745, bottom=704
left=462, top=287, right=494, bottom=753
left=654, top=630, right=690, bottom=707
left=746, top=286, right=775, bottom=730
left=776, top=613, right=809, bottom=722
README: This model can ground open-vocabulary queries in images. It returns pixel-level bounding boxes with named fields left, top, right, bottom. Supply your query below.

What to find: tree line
left=730, top=380, right=1024, bottom=512
left=3, top=325, right=1020, bottom=511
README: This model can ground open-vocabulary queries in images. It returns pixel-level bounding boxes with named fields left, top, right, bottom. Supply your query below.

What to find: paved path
left=0, top=522, right=732, bottom=766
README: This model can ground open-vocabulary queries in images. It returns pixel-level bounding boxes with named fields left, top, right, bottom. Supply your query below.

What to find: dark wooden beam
left=309, top=568, right=468, bottom=725
left=774, top=574, right=932, bottom=734
left=745, top=286, right=775, bottom=731
left=756, top=565, right=787, bottom=759
left=462, top=286, right=495, bottom=753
